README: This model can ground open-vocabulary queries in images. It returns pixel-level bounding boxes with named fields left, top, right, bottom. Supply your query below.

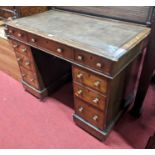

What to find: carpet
left=0, top=70, right=155, bottom=149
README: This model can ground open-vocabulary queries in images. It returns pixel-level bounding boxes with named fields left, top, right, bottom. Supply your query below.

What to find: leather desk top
left=6, top=10, right=150, bottom=61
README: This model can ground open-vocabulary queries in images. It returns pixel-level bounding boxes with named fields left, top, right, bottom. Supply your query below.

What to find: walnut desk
left=5, top=10, right=150, bottom=140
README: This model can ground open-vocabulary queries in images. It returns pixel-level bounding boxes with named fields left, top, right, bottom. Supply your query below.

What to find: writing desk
left=5, top=10, right=150, bottom=140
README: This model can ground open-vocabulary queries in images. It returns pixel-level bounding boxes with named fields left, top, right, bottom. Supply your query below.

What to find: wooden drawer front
left=15, top=52, right=35, bottom=71
left=75, top=98, right=105, bottom=130
left=74, top=49, right=112, bottom=74
left=72, top=66, right=108, bottom=94
left=6, top=26, right=27, bottom=42
left=74, top=50, right=90, bottom=65
left=27, top=33, right=74, bottom=60
left=20, top=66, right=40, bottom=90
left=74, top=83, right=106, bottom=111
left=11, top=40, right=32, bottom=57
left=90, top=55, right=112, bottom=74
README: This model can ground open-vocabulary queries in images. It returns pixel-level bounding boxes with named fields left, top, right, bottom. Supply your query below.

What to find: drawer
left=6, top=26, right=27, bottom=42
left=75, top=98, right=105, bottom=130
left=90, top=54, right=112, bottom=74
left=15, top=52, right=35, bottom=71
left=74, top=50, right=90, bottom=65
left=11, top=40, right=32, bottom=57
left=74, top=83, right=106, bottom=111
left=20, top=66, right=40, bottom=90
left=27, top=33, right=74, bottom=60
left=74, top=49, right=112, bottom=74
left=72, top=66, right=108, bottom=94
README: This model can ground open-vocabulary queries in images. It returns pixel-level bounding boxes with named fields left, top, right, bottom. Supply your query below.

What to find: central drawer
left=27, top=33, right=74, bottom=60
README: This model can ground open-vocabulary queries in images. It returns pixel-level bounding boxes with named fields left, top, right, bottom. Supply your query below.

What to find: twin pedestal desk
left=5, top=10, right=150, bottom=140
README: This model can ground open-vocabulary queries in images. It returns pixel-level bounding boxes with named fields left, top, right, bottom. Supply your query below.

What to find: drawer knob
left=94, top=81, right=100, bottom=87
left=57, top=48, right=63, bottom=53
left=22, top=73, right=26, bottom=77
left=21, top=48, right=27, bottom=53
left=30, top=79, right=34, bottom=82
left=77, top=55, right=83, bottom=61
left=13, top=44, right=18, bottom=48
left=25, top=61, right=30, bottom=66
left=93, top=115, right=98, bottom=121
left=31, top=38, right=36, bottom=43
left=17, top=57, right=22, bottom=62
left=77, top=73, right=83, bottom=79
left=92, top=98, right=99, bottom=104
left=9, top=30, right=13, bottom=34
left=75, top=90, right=83, bottom=96
left=78, top=107, right=84, bottom=112
left=96, top=63, right=102, bottom=68
left=17, top=33, right=22, bottom=37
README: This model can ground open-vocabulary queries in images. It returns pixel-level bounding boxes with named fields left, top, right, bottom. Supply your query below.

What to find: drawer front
left=75, top=98, right=105, bottom=130
left=72, top=66, right=108, bottom=94
left=11, top=40, right=32, bottom=57
left=6, top=26, right=27, bottom=42
left=27, top=33, right=74, bottom=60
left=74, top=49, right=112, bottom=74
left=74, top=49, right=90, bottom=65
left=15, top=52, right=35, bottom=71
left=90, top=54, right=112, bottom=74
left=74, top=83, right=106, bottom=111
left=20, top=66, right=40, bottom=90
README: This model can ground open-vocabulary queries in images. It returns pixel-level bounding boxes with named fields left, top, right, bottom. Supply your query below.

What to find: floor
left=0, top=70, right=155, bottom=149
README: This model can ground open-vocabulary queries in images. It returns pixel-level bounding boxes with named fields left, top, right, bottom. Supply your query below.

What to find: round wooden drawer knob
left=9, top=30, right=13, bottom=33
left=22, top=73, right=26, bottom=77
left=30, top=79, right=34, bottom=82
left=13, top=44, right=18, bottom=48
left=92, top=98, right=99, bottom=104
left=75, top=90, right=83, bottom=96
left=94, top=81, right=100, bottom=87
left=25, top=61, right=30, bottom=66
left=17, top=57, right=22, bottom=62
left=78, top=107, right=84, bottom=112
left=77, top=73, right=83, bottom=79
left=93, top=115, right=98, bottom=121
left=96, top=63, right=102, bottom=68
left=17, top=33, right=22, bottom=37
left=57, top=48, right=63, bottom=53
left=77, top=55, right=83, bottom=61
left=21, top=48, right=27, bottom=52
left=31, top=38, right=36, bottom=43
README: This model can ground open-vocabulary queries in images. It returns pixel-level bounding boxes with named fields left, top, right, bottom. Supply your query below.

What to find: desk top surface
left=7, top=10, right=150, bottom=61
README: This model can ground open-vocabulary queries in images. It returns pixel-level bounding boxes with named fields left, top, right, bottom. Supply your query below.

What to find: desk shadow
left=49, top=82, right=74, bottom=109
